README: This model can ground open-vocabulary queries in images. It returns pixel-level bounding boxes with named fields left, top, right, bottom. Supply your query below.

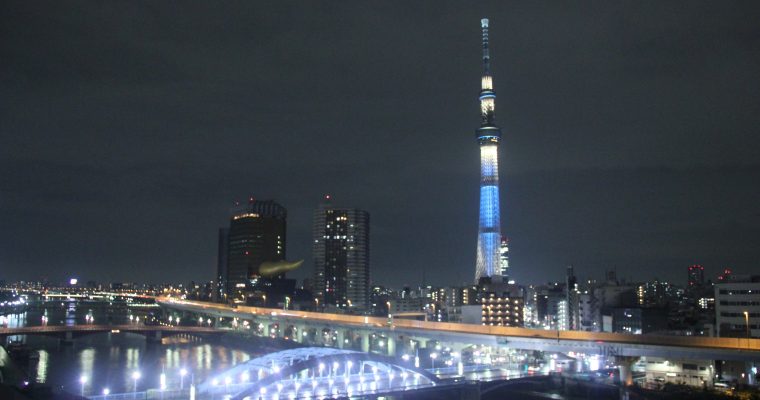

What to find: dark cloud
left=1, top=1, right=759, bottom=286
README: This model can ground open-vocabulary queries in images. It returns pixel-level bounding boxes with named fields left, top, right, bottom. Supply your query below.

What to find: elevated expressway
left=157, top=297, right=760, bottom=362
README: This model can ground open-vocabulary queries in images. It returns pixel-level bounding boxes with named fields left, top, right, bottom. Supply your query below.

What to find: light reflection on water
left=79, top=348, right=95, bottom=389
left=35, top=350, right=48, bottom=383
left=4, top=307, right=257, bottom=396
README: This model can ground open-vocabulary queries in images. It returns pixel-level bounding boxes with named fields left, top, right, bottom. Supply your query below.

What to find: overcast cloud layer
left=2, top=1, right=759, bottom=287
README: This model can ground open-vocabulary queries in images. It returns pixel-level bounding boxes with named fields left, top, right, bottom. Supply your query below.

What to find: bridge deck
left=0, top=324, right=224, bottom=336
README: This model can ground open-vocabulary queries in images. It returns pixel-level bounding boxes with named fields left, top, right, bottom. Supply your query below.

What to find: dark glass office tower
left=218, top=199, right=287, bottom=301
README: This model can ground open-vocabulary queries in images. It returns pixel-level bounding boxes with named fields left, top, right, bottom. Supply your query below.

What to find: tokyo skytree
left=474, top=18, right=503, bottom=282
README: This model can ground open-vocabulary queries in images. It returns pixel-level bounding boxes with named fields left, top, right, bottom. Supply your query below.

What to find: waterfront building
left=217, top=199, right=287, bottom=302
left=313, top=196, right=370, bottom=310
left=474, top=18, right=504, bottom=282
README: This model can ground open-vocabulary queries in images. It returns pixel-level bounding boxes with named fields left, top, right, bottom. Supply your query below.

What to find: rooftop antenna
left=481, top=18, right=491, bottom=74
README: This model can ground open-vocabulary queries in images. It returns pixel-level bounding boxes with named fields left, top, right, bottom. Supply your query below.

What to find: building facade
left=499, top=236, right=510, bottom=277
left=217, top=199, right=287, bottom=302
left=313, top=196, right=370, bottom=310
left=478, top=276, right=524, bottom=327
left=715, top=278, right=760, bottom=338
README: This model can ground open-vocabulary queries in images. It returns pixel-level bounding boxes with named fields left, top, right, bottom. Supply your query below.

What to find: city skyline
left=2, top=2, right=760, bottom=287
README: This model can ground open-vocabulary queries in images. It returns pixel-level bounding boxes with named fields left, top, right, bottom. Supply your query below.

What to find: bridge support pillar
left=361, top=332, right=370, bottom=353
left=290, top=325, right=298, bottom=343
left=615, top=356, right=638, bottom=386
left=299, top=325, right=308, bottom=344
left=62, top=331, right=74, bottom=345
left=336, top=329, right=345, bottom=349
left=148, top=330, right=163, bottom=343
left=386, top=335, right=396, bottom=357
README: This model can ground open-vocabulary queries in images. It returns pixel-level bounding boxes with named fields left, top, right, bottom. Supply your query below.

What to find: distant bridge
left=0, top=324, right=226, bottom=342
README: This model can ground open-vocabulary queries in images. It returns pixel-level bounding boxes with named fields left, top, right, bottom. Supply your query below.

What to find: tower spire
left=478, top=18, right=498, bottom=130
left=481, top=18, right=491, bottom=74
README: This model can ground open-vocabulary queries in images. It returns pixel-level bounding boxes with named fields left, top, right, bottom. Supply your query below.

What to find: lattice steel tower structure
left=475, top=18, right=503, bottom=282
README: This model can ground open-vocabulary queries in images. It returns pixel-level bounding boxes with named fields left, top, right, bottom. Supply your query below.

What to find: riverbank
left=0, top=343, right=27, bottom=386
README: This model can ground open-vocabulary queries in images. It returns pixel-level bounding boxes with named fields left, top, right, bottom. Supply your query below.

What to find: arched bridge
left=0, top=324, right=225, bottom=341
left=198, top=347, right=448, bottom=400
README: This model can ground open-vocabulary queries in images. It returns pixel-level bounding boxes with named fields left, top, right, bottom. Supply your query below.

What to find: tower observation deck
left=475, top=18, right=503, bottom=282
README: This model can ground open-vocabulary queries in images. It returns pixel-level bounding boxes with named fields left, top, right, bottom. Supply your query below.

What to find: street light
left=386, top=301, right=392, bottom=318
left=132, top=371, right=141, bottom=399
left=79, top=375, right=87, bottom=397
left=103, top=388, right=110, bottom=396
left=744, top=311, right=750, bottom=338
left=430, top=353, right=438, bottom=370
left=180, top=368, right=188, bottom=390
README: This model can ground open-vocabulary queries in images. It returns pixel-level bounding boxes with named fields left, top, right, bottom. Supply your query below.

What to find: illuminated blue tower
left=475, top=18, right=503, bottom=282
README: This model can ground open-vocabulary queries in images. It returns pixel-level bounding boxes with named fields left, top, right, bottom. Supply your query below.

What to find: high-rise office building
left=474, top=18, right=504, bottom=282
left=217, top=199, right=287, bottom=302
left=313, top=196, right=370, bottom=310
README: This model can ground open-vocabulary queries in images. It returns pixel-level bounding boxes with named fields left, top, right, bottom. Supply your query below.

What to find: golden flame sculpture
left=259, top=260, right=304, bottom=277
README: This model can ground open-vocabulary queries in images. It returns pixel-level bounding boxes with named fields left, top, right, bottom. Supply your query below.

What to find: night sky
left=2, top=2, right=759, bottom=287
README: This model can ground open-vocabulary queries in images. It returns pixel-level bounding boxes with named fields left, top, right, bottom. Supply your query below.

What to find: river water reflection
left=3, top=303, right=258, bottom=396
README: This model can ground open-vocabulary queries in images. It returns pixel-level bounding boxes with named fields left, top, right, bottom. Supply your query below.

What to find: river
left=2, top=301, right=257, bottom=397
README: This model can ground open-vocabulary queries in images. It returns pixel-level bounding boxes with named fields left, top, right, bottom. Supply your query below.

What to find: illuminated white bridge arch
left=199, top=347, right=441, bottom=400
